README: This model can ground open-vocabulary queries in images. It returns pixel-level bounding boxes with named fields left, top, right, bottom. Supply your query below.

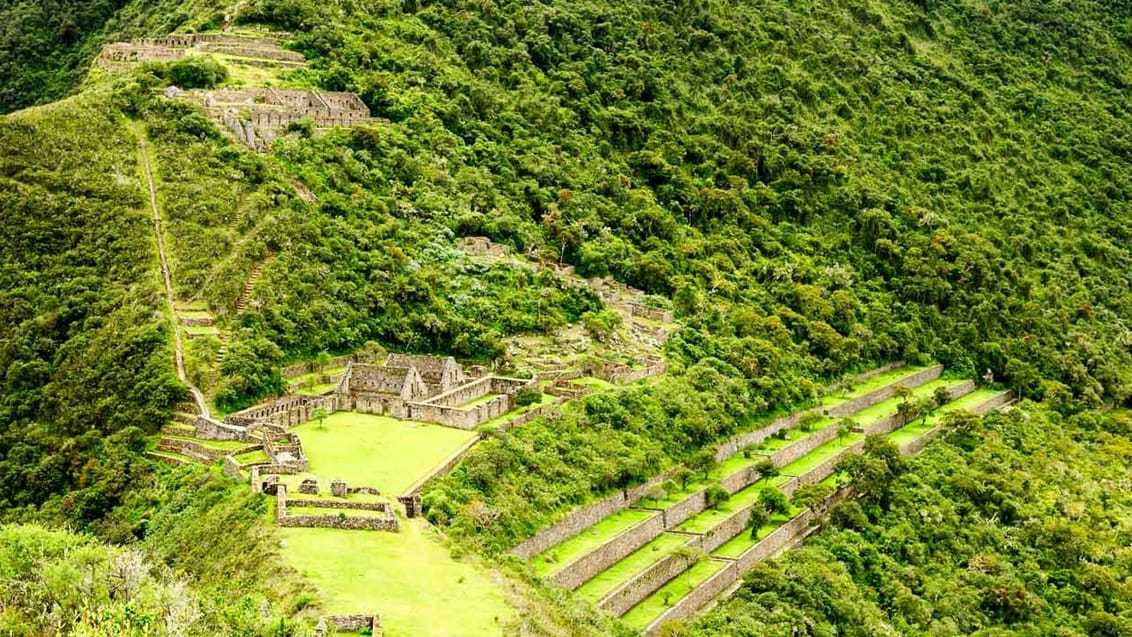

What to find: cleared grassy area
left=821, top=364, right=932, bottom=411
left=287, top=367, right=347, bottom=384
left=572, top=376, right=617, bottom=391
left=575, top=533, right=690, bottom=602
left=887, top=389, right=1006, bottom=447
left=182, top=324, right=219, bottom=336
left=166, top=435, right=248, bottom=451
left=675, top=475, right=793, bottom=534
left=291, top=411, right=477, bottom=495
left=849, top=378, right=968, bottom=426
left=234, top=449, right=269, bottom=465
left=458, top=393, right=500, bottom=408
left=533, top=509, right=656, bottom=577
left=176, top=310, right=213, bottom=320
left=778, top=433, right=864, bottom=477
left=295, top=383, right=337, bottom=396
left=280, top=520, right=514, bottom=637
left=175, top=300, right=209, bottom=311
left=622, top=559, right=728, bottom=629
left=710, top=509, right=799, bottom=558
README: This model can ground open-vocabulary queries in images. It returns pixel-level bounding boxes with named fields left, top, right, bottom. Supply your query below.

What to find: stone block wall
left=713, top=410, right=807, bottom=462
left=495, top=399, right=566, bottom=434
left=791, top=439, right=867, bottom=488
left=661, top=489, right=708, bottom=529
left=194, top=416, right=254, bottom=441
left=700, top=504, right=759, bottom=554
left=275, top=486, right=399, bottom=532
left=769, top=422, right=840, bottom=467
left=599, top=543, right=700, bottom=616
left=629, top=303, right=674, bottom=323
left=734, top=510, right=816, bottom=573
left=549, top=512, right=664, bottom=590
left=512, top=491, right=630, bottom=559
left=825, top=364, right=943, bottom=417
left=644, top=561, right=739, bottom=637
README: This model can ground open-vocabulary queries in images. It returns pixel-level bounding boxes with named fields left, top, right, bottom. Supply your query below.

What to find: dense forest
left=1, top=0, right=1131, bottom=634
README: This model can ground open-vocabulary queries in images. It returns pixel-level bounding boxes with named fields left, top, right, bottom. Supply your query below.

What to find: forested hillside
left=0, top=0, right=1131, bottom=634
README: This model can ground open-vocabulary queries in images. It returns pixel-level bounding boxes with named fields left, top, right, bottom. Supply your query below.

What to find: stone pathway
left=138, top=131, right=211, bottom=419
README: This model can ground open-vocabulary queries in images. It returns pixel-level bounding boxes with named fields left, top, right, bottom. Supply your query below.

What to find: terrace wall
left=549, top=513, right=665, bottom=590
left=825, top=364, right=943, bottom=417
left=644, top=561, right=739, bottom=637
left=859, top=380, right=976, bottom=435
left=599, top=545, right=700, bottom=616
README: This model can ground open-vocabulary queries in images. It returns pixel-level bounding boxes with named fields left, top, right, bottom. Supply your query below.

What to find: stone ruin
left=298, top=478, right=320, bottom=495
left=276, top=484, right=399, bottom=532
left=181, top=87, right=374, bottom=150
left=97, top=33, right=304, bottom=71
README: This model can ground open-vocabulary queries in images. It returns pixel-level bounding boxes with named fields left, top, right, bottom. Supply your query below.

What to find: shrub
left=168, top=56, right=229, bottom=89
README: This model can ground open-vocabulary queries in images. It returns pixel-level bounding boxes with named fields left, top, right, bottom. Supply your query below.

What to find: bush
left=514, top=384, right=542, bottom=407
left=168, top=56, right=228, bottom=89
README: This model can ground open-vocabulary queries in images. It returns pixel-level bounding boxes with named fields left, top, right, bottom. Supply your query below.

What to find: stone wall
left=402, top=435, right=483, bottom=497
left=194, top=416, right=254, bottom=441
left=157, top=437, right=260, bottom=461
left=660, top=489, right=708, bottom=529
left=628, top=303, right=674, bottom=323
left=549, top=512, right=664, bottom=590
left=495, top=399, right=566, bottom=433
left=275, top=486, right=399, bottom=532
left=598, top=543, right=700, bottom=616
left=512, top=467, right=680, bottom=559
left=857, top=380, right=976, bottom=435
left=713, top=410, right=807, bottom=462
left=460, top=236, right=510, bottom=256
left=825, top=364, right=943, bottom=417
left=899, top=390, right=1012, bottom=454
left=644, top=561, right=739, bottom=637
left=598, top=359, right=667, bottom=384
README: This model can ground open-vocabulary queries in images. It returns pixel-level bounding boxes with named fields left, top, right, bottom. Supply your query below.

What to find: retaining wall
left=660, top=489, right=708, bottom=529
left=598, top=542, right=701, bottom=616
left=549, top=513, right=664, bottom=590
left=791, top=439, right=867, bottom=488
left=825, top=364, right=943, bottom=417
left=644, top=561, right=739, bottom=637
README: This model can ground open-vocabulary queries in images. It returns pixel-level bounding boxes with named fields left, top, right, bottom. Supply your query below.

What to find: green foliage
left=514, top=384, right=542, bottom=407
left=690, top=407, right=1132, bottom=636
left=704, top=485, right=730, bottom=511
left=167, top=55, right=228, bottom=88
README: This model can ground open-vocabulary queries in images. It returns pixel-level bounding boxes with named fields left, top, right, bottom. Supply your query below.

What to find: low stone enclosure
left=511, top=362, right=1015, bottom=634
left=275, top=483, right=400, bottom=532
left=314, top=614, right=383, bottom=637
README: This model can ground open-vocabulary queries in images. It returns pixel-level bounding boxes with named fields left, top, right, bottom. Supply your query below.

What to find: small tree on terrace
left=748, top=504, right=770, bottom=540
left=753, top=458, right=778, bottom=484
left=514, top=385, right=542, bottom=407
left=687, top=448, right=718, bottom=481
left=705, top=485, right=730, bottom=511
left=933, top=385, right=953, bottom=410
left=837, top=417, right=857, bottom=440
left=758, top=487, right=790, bottom=517
left=312, top=406, right=328, bottom=430
left=672, top=467, right=694, bottom=492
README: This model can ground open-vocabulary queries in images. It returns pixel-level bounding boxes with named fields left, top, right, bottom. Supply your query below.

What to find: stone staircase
left=235, top=256, right=273, bottom=315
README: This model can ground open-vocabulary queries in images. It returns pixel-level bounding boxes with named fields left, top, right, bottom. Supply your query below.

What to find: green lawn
left=287, top=367, right=347, bottom=384
left=887, top=389, right=1007, bottom=448
left=710, top=510, right=798, bottom=558
left=478, top=392, right=557, bottom=430
left=621, top=559, right=728, bottom=629
left=848, top=378, right=968, bottom=427
left=291, top=412, right=477, bottom=495
left=295, top=383, right=337, bottom=396
left=572, top=376, right=617, bottom=391
left=182, top=324, right=219, bottom=336
left=778, top=433, right=864, bottom=477
left=285, top=506, right=392, bottom=518
left=533, top=509, right=656, bottom=577
left=574, top=533, right=690, bottom=602
left=234, top=449, right=269, bottom=465
left=821, top=364, right=933, bottom=411
left=176, top=310, right=213, bottom=320
left=674, top=475, right=793, bottom=534
left=279, top=520, right=514, bottom=637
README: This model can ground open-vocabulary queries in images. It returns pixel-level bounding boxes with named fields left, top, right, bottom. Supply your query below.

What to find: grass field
left=291, top=412, right=477, bottom=495
left=533, top=509, right=656, bottom=577
left=575, top=532, right=690, bottom=602
left=280, top=520, right=514, bottom=637
left=778, top=433, right=864, bottom=477
left=621, top=559, right=728, bottom=629
left=821, top=364, right=932, bottom=411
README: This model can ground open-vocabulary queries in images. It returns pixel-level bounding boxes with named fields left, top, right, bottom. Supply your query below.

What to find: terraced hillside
left=518, top=363, right=1013, bottom=633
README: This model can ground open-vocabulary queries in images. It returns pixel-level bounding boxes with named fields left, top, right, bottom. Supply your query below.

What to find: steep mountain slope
left=1, top=0, right=1131, bottom=634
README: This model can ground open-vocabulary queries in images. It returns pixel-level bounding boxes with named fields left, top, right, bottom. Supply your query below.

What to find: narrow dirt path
left=138, top=132, right=211, bottom=418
